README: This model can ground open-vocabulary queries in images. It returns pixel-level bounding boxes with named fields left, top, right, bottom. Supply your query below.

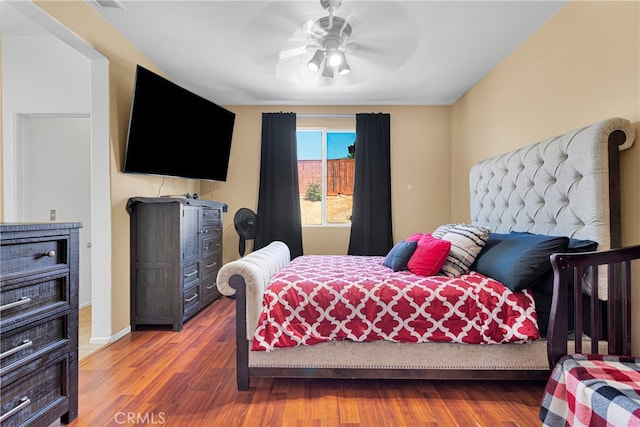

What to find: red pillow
left=405, top=233, right=423, bottom=242
left=407, top=234, right=452, bottom=276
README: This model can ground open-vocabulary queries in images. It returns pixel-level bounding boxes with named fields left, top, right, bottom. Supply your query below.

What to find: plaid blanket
left=540, top=354, right=640, bottom=427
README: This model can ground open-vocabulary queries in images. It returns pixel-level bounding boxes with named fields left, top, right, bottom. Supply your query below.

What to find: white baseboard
left=89, top=325, right=131, bottom=345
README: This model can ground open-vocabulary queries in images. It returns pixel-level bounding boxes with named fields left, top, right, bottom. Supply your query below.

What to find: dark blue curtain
left=254, top=112, right=304, bottom=258
left=348, top=113, right=393, bottom=256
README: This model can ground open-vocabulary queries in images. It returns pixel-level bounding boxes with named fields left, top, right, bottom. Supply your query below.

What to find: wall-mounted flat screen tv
left=123, top=65, right=235, bottom=182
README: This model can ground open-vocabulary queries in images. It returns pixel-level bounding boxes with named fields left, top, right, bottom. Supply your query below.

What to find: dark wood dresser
left=0, top=222, right=80, bottom=426
left=127, top=197, right=227, bottom=332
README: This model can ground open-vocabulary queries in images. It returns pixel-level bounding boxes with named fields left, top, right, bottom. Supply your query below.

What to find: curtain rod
left=297, top=114, right=355, bottom=118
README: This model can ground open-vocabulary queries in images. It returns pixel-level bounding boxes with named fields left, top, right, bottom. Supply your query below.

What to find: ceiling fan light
left=322, top=64, right=334, bottom=78
left=327, top=50, right=344, bottom=67
left=337, top=60, right=350, bottom=75
left=308, top=50, right=324, bottom=72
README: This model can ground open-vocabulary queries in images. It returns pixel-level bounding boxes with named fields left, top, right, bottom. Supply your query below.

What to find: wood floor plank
left=55, top=297, right=547, bottom=427
left=383, top=382, right=436, bottom=425
left=336, top=382, right=361, bottom=425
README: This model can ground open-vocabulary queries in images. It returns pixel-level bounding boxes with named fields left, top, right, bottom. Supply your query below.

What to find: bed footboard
left=548, top=244, right=640, bottom=367
left=228, top=274, right=250, bottom=390
left=216, top=241, right=290, bottom=389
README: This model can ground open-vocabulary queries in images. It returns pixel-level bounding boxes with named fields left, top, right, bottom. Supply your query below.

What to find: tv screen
left=123, top=65, right=235, bottom=182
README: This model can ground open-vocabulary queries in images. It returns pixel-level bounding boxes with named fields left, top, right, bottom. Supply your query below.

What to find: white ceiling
left=5, top=0, right=568, bottom=106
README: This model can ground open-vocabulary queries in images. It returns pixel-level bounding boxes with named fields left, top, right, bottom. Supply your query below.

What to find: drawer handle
left=185, top=293, right=199, bottom=303
left=206, top=261, right=217, bottom=268
left=0, top=297, right=32, bottom=312
left=0, top=339, right=33, bottom=360
left=184, top=270, right=198, bottom=278
left=206, top=284, right=217, bottom=290
left=0, top=397, right=31, bottom=423
left=199, top=229, right=209, bottom=234
left=44, top=250, right=56, bottom=257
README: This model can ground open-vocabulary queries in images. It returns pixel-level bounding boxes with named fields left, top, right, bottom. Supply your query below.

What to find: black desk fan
left=234, top=208, right=257, bottom=256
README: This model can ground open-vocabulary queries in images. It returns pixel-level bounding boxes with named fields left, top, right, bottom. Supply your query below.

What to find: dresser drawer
left=202, top=276, right=220, bottom=302
left=182, top=260, right=200, bottom=288
left=200, top=207, right=221, bottom=238
left=1, top=272, right=70, bottom=329
left=200, top=207, right=221, bottom=224
left=1, top=238, right=68, bottom=278
left=199, top=223, right=221, bottom=240
left=0, top=358, right=69, bottom=427
left=1, top=316, right=67, bottom=372
left=201, top=256, right=220, bottom=280
left=183, top=284, right=201, bottom=315
left=201, top=238, right=221, bottom=259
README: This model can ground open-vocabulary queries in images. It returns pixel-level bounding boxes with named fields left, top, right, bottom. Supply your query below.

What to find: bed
left=217, top=117, right=636, bottom=390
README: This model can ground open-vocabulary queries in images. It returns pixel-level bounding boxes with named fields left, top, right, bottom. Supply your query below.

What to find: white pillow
left=432, top=223, right=491, bottom=277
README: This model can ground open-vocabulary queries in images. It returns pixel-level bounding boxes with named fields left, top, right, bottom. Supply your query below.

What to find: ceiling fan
left=278, top=0, right=353, bottom=79
left=244, top=0, right=420, bottom=85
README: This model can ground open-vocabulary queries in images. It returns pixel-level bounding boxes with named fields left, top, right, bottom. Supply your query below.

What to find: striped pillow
left=432, top=223, right=491, bottom=277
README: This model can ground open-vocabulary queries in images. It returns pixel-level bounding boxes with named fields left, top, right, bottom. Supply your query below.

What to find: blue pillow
left=471, top=232, right=569, bottom=292
left=567, top=237, right=599, bottom=252
left=383, top=241, right=418, bottom=272
left=536, top=236, right=599, bottom=295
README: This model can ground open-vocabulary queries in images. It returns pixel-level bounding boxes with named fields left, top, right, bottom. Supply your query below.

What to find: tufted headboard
left=470, top=117, right=635, bottom=251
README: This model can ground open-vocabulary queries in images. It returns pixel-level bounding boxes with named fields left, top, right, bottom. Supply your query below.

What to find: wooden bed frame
left=548, top=244, right=640, bottom=367
left=218, top=117, right=636, bottom=390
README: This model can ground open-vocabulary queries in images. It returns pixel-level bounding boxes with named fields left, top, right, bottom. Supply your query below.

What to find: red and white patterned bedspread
left=251, top=255, right=539, bottom=351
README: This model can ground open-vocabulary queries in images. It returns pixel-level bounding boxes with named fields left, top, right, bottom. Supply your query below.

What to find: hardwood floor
left=78, top=306, right=105, bottom=359
left=59, top=297, right=547, bottom=427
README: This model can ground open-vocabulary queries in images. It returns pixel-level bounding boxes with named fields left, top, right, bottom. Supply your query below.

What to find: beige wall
left=451, top=0, right=640, bottom=352
left=202, top=105, right=451, bottom=261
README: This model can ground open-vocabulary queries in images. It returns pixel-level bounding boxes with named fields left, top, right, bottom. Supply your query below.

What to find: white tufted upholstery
left=470, top=117, right=635, bottom=298
left=216, top=241, right=290, bottom=336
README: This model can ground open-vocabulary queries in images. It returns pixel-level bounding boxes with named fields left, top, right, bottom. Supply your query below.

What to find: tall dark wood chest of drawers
left=127, top=197, right=227, bottom=332
left=0, top=222, right=80, bottom=426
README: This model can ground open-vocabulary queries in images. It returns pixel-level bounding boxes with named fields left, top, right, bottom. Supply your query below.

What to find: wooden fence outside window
left=298, top=159, right=355, bottom=196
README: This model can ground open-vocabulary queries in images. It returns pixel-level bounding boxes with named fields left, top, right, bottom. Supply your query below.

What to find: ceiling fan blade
left=336, top=7, right=355, bottom=37
left=286, top=19, right=313, bottom=42
left=337, top=2, right=419, bottom=73
left=243, top=1, right=319, bottom=55
left=278, top=45, right=310, bottom=60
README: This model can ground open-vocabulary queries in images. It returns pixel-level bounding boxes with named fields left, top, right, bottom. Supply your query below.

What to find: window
left=297, top=129, right=356, bottom=226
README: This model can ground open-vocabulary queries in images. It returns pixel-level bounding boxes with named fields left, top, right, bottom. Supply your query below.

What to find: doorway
left=2, top=1, right=112, bottom=347
left=19, top=115, right=92, bottom=307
